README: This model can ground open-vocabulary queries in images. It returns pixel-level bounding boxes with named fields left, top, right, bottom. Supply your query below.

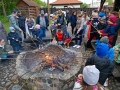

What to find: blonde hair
left=58, top=10, right=62, bottom=14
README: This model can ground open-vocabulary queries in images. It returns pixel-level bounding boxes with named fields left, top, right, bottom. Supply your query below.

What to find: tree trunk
left=99, top=0, right=106, bottom=11
left=1, top=0, right=6, bottom=16
left=47, top=0, right=50, bottom=21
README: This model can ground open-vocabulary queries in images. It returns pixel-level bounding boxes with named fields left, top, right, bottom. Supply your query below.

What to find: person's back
left=85, top=43, right=114, bottom=85
left=73, top=65, right=105, bottom=90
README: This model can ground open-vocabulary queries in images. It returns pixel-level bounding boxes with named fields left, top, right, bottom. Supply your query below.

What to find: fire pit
left=16, top=44, right=82, bottom=90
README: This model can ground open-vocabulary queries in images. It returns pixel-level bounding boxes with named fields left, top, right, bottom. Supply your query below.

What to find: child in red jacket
left=55, top=29, right=64, bottom=45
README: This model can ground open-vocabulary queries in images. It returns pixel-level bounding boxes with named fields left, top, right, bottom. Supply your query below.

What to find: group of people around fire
left=0, top=7, right=120, bottom=90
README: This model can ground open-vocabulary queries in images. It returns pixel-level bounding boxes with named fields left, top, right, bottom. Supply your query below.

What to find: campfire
left=22, top=44, right=76, bottom=72
left=16, top=44, right=82, bottom=90
left=16, top=44, right=80, bottom=79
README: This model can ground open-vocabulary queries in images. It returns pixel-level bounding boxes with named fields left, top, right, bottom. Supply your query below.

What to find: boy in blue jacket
left=7, top=27, right=23, bottom=54
left=95, top=36, right=114, bottom=63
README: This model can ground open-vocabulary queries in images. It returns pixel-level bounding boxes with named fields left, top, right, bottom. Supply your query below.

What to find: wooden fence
left=40, top=7, right=113, bottom=16
left=40, top=8, right=97, bottom=15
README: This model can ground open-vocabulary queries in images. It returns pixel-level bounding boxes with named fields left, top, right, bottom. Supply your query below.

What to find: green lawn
left=3, top=22, right=9, bottom=33
left=0, top=16, right=10, bottom=33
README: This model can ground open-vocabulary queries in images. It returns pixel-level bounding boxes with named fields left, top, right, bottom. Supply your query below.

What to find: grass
left=0, top=16, right=10, bottom=33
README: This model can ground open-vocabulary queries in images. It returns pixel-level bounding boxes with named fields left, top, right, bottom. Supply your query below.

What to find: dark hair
left=0, top=38, right=3, bottom=42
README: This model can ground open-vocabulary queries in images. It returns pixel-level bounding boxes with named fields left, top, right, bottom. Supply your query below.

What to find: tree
left=1, top=0, right=6, bottom=16
left=80, top=3, right=88, bottom=8
left=106, top=0, right=113, bottom=5
left=33, top=0, right=47, bottom=8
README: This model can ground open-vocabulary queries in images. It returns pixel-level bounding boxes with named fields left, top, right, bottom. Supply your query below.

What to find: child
left=85, top=43, right=114, bottom=85
left=64, top=32, right=71, bottom=48
left=34, top=24, right=43, bottom=49
left=94, top=36, right=114, bottom=63
left=55, top=29, right=64, bottom=45
left=25, top=17, right=35, bottom=38
left=7, top=27, right=23, bottom=54
left=73, top=65, right=105, bottom=90
left=50, top=16, right=57, bottom=37
left=0, top=38, right=13, bottom=62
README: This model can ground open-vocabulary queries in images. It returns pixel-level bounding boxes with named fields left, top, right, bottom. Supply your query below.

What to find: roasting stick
left=2, top=56, right=43, bottom=90
left=19, top=62, right=46, bottom=90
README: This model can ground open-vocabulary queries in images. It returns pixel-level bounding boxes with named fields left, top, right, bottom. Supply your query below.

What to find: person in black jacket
left=85, top=43, right=114, bottom=85
left=17, top=10, right=26, bottom=39
left=56, top=10, right=67, bottom=34
left=7, top=27, right=23, bottom=54
left=66, top=10, right=70, bottom=26
left=70, top=11, right=77, bottom=35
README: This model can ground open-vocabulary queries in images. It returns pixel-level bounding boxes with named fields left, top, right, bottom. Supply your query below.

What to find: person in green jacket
left=0, top=38, right=13, bottom=61
left=113, top=43, right=120, bottom=63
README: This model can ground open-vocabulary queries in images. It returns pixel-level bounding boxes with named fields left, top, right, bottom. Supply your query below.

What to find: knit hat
left=9, top=27, right=15, bottom=31
left=96, top=43, right=108, bottom=57
left=35, top=24, right=40, bottom=29
left=12, top=10, right=17, bottom=13
left=100, top=36, right=109, bottom=44
left=17, top=10, right=21, bottom=13
left=41, top=10, right=44, bottom=14
left=83, top=65, right=100, bottom=85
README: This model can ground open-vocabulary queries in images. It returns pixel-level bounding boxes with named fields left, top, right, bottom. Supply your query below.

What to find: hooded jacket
left=56, top=32, right=64, bottom=41
left=85, top=55, right=114, bottom=85
left=7, top=32, right=21, bottom=46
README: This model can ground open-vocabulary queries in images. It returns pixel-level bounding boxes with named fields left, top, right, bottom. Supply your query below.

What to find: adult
left=70, top=11, right=77, bottom=35
left=73, top=14, right=84, bottom=48
left=0, top=39, right=13, bottom=62
left=36, top=10, right=49, bottom=37
left=17, top=10, right=26, bottom=39
left=0, top=21, right=8, bottom=44
left=82, top=11, right=90, bottom=37
left=25, top=17, right=35, bottom=38
left=56, top=10, right=67, bottom=34
left=8, top=10, right=22, bottom=38
left=66, top=10, right=70, bottom=26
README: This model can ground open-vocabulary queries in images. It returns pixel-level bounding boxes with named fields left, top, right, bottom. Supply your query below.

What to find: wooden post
left=47, top=0, right=50, bottom=21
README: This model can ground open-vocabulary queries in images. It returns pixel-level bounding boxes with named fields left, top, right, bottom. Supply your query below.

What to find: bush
left=0, top=16, right=8, bottom=23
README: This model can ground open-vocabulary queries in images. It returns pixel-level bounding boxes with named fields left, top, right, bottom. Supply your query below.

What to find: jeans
left=75, top=29, right=84, bottom=45
left=1, top=55, right=12, bottom=62
left=82, top=25, right=87, bottom=36
left=57, top=41, right=64, bottom=45
left=41, top=27, right=46, bottom=37
left=29, top=29, right=35, bottom=38
left=20, top=26, right=26, bottom=39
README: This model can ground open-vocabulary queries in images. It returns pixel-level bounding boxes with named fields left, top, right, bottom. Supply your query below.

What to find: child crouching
left=7, top=27, right=23, bottom=54
left=34, top=24, right=43, bottom=49
left=73, top=65, right=105, bottom=90
left=55, top=29, right=64, bottom=45
left=64, top=32, right=71, bottom=48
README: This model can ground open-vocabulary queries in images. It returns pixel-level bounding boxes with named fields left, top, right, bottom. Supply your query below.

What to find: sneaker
left=73, top=45, right=77, bottom=48
left=76, top=45, right=81, bottom=48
